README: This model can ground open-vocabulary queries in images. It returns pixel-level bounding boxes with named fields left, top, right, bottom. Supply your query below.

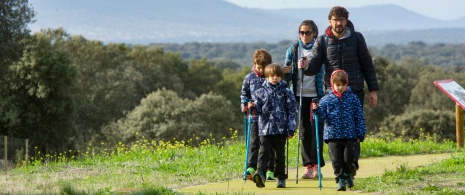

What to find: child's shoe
left=246, top=167, right=255, bottom=180
left=310, top=164, right=323, bottom=179
left=346, top=178, right=354, bottom=188
left=336, top=178, right=347, bottom=191
left=276, top=179, right=286, bottom=188
left=266, top=170, right=276, bottom=180
left=301, top=165, right=313, bottom=179
left=252, top=172, right=266, bottom=188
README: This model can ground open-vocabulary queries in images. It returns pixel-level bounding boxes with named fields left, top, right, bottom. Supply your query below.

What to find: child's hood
left=330, top=69, right=349, bottom=99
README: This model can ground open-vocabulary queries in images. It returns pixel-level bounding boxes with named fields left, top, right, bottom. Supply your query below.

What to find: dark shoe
left=337, top=179, right=346, bottom=191
left=346, top=178, right=354, bottom=188
left=252, top=172, right=266, bottom=188
left=276, top=179, right=286, bottom=188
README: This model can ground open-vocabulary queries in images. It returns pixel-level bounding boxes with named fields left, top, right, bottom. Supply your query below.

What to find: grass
left=0, top=129, right=462, bottom=194
left=354, top=153, right=465, bottom=194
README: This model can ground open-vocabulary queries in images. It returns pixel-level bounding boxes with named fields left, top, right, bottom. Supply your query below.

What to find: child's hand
left=287, top=135, right=293, bottom=139
left=247, top=102, right=255, bottom=109
left=312, top=102, right=319, bottom=109
left=242, top=105, right=247, bottom=113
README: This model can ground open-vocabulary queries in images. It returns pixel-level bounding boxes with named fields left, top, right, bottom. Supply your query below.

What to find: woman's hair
left=328, top=6, right=349, bottom=20
left=298, top=20, right=318, bottom=39
left=253, top=49, right=272, bottom=67
left=264, top=63, right=283, bottom=78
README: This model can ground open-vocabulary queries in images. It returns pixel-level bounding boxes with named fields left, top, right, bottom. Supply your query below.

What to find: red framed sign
left=434, top=79, right=465, bottom=110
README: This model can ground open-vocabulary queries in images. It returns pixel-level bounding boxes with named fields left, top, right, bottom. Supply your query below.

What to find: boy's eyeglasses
left=299, top=31, right=313, bottom=36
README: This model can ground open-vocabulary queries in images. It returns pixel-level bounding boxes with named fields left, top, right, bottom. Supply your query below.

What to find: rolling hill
left=28, top=0, right=465, bottom=47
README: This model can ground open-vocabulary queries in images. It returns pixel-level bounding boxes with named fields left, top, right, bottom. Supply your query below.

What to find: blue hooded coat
left=253, top=80, right=297, bottom=137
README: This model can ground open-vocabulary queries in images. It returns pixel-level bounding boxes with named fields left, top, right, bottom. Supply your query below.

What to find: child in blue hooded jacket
left=240, top=49, right=276, bottom=180
left=249, top=63, right=297, bottom=188
left=312, top=70, right=366, bottom=191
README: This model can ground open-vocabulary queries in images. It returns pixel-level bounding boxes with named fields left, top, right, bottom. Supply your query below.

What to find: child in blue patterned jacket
left=240, top=49, right=276, bottom=180
left=312, top=69, right=366, bottom=191
left=249, top=63, right=297, bottom=188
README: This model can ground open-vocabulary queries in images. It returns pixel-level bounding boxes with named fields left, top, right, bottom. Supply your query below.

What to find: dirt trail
left=180, top=153, right=453, bottom=195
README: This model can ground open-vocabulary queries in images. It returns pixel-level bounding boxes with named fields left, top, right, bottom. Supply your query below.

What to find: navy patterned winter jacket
left=240, top=69, right=265, bottom=122
left=314, top=87, right=366, bottom=142
left=253, top=80, right=297, bottom=137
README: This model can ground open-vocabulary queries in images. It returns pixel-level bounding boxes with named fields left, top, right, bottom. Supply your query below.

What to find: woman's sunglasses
left=299, top=31, right=313, bottom=36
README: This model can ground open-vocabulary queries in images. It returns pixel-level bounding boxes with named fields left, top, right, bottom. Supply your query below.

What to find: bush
left=100, top=89, right=238, bottom=147
left=378, top=109, right=456, bottom=142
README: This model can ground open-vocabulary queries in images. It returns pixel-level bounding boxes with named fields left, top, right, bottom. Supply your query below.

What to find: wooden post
left=3, top=136, right=7, bottom=162
left=25, top=139, right=29, bottom=162
left=457, top=104, right=464, bottom=148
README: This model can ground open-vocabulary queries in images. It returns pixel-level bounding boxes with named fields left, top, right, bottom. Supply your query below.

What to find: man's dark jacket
left=304, top=20, right=379, bottom=93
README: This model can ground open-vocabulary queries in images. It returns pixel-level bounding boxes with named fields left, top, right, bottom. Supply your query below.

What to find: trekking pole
left=296, top=58, right=305, bottom=184
left=286, top=136, right=289, bottom=177
left=313, top=98, right=322, bottom=190
left=243, top=104, right=253, bottom=183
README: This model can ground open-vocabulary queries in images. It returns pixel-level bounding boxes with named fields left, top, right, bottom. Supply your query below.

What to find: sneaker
left=276, top=179, right=286, bottom=188
left=337, top=178, right=347, bottom=191
left=310, top=164, right=323, bottom=179
left=252, top=172, right=266, bottom=188
left=301, top=165, right=313, bottom=179
left=266, top=171, right=276, bottom=180
left=346, top=178, right=354, bottom=188
left=246, top=167, right=255, bottom=180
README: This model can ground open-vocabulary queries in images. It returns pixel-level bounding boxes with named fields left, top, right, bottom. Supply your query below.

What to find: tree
left=4, top=32, right=77, bottom=152
left=184, top=58, right=223, bottom=98
left=0, top=0, right=35, bottom=70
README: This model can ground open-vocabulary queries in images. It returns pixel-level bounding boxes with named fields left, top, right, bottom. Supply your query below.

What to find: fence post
left=456, top=104, right=464, bottom=148
left=3, top=136, right=7, bottom=163
left=25, top=139, right=29, bottom=162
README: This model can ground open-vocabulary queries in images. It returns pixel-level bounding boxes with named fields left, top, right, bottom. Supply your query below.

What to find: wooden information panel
left=434, top=79, right=465, bottom=110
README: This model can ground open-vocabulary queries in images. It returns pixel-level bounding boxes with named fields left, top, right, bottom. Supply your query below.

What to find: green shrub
left=99, top=89, right=238, bottom=148
left=378, top=109, right=456, bottom=142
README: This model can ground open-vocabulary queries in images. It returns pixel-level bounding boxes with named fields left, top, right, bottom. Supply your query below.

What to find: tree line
left=2, top=1, right=464, bottom=155
left=156, top=40, right=465, bottom=70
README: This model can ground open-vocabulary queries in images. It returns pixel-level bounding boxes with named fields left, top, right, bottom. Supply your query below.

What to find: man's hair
left=332, top=71, right=348, bottom=85
left=253, top=49, right=272, bottom=67
left=328, top=6, right=349, bottom=20
left=298, top=20, right=319, bottom=39
left=264, top=63, right=283, bottom=78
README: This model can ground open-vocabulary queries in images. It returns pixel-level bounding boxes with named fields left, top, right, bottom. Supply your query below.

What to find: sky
left=224, top=0, right=465, bottom=20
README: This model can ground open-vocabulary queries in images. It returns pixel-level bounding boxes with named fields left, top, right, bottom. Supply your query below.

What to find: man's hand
left=368, top=91, right=378, bottom=108
left=283, top=66, right=291, bottom=74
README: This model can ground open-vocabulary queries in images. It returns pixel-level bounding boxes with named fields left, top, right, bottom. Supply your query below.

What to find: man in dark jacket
left=299, top=6, right=379, bottom=180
